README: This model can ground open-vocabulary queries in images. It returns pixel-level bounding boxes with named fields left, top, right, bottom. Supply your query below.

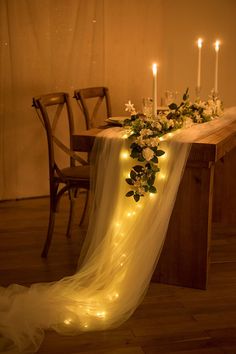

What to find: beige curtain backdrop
left=0, top=0, right=236, bottom=200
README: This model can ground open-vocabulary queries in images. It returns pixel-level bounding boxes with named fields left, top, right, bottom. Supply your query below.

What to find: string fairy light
left=120, top=150, right=129, bottom=160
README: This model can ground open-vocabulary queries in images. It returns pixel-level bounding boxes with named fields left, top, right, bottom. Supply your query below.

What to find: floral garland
left=123, top=89, right=223, bottom=202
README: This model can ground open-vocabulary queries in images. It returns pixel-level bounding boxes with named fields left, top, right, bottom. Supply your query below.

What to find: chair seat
left=60, top=165, right=90, bottom=181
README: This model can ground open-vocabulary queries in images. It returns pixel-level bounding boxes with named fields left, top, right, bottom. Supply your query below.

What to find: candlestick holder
left=142, top=97, right=153, bottom=117
left=211, top=89, right=219, bottom=100
left=195, top=86, right=201, bottom=100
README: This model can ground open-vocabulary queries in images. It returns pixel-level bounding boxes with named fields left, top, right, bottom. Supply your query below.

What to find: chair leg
left=66, top=197, right=75, bottom=239
left=41, top=209, right=56, bottom=258
left=41, top=182, right=59, bottom=258
left=79, top=190, right=89, bottom=226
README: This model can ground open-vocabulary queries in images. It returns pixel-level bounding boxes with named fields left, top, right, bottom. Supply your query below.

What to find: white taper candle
left=214, top=40, right=220, bottom=94
left=197, top=38, right=203, bottom=89
left=152, top=63, right=157, bottom=117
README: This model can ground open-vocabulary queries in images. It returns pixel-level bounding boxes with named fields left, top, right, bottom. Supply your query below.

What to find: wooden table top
left=72, top=115, right=236, bottom=166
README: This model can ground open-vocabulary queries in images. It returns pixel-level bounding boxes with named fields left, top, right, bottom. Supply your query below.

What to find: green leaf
left=134, top=194, right=140, bottom=202
left=156, top=149, right=165, bottom=156
left=151, top=156, right=158, bottom=163
left=126, top=191, right=134, bottom=197
left=149, top=185, right=157, bottom=193
left=126, top=178, right=134, bottom=185
left=151, top=164, right=159, bottom=172
left=130, top=150, right=139, bottom=158
left=183, top=88, right=189, bottom=101
left=147, top=174, right=155, bottom=186
left=130, top=170, right=137, bottom=180
left=169, top=103, right=178, bottom=110
left=133, top=165, right=143, bottom=173
left=130, top=142, right=139, bottom=149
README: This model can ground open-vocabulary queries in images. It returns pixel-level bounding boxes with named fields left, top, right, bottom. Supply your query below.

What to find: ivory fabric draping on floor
left=1, top=109, right=236, bottom=353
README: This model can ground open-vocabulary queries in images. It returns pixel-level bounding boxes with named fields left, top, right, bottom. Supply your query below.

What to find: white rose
left=142, top=147, right=154, bottom=161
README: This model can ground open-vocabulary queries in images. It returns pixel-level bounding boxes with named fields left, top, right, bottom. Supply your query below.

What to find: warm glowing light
left=159, top=173, right=166, bottom=180
left=64, top=318, right=72, bottom=325
left=96, top=311, right=106, bottom=319
left=159, top=136, right=165, bottom=141
left=197, top=38, right=203, bottom=48
left=120, top=151, right=129, bottom=160
left=108, top=292, right=119, bottom=301
left=136, top=203, right=143, bottom=209
left=115, top=222, right=121, bottom=227
left=127, top=210, right=136, bottom=217
left=122, top=133, right=128, bottom=139
left=214, top=40, right=220, bottom=52
left=149, top=193, right=157, bottom=199
left=168, top=133, right=173, bottom=138
left=84, top=323, right=89, bottom=328
left=152, top=63, right=157, bottom=76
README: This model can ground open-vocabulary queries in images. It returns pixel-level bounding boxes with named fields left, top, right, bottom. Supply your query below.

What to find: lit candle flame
left=214, top=40, right=220, bottom=52
left=197, top=38, right=203, bottom=48
left=152, top=63, right=157, bottom=76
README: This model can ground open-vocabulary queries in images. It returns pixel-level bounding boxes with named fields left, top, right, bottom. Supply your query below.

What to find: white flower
left=140, top=128, right=153, bottom=137
left=183, top=117, right=194, bottom=128
left=142, top=147, right=154, bottom=161
left=125, top=100, right=136, bottom=114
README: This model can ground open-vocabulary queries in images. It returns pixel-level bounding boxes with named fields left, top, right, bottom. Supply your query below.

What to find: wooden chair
left=32, top=92, right=90, bottom=258
left=73, top=87, right=112, bottom=129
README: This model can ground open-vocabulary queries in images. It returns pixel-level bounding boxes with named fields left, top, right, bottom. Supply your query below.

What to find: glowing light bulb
left=159, top=173, right=166, bottom=180
left=120, top=151, right=129, bottom=160
left=108, top=292, right=119, bottom=301
left=149, top=193, right=157, bottom=199
left=120, top=254, right=127, bottom=267
left=96, top=311, right=106, bottom=319
left=136, top=203, right=143, bottom=209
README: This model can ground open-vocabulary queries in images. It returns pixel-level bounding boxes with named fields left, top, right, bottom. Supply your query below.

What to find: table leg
left=213, top=146, right=236, bottom=225
left=152, top=162, right=214, bottom=289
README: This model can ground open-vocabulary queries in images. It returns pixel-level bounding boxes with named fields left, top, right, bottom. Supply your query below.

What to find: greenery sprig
left=123, top=89, right=223, bottom=202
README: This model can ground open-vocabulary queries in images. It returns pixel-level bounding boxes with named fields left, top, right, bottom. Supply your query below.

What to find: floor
left=0, top=195, right=236, bottom=354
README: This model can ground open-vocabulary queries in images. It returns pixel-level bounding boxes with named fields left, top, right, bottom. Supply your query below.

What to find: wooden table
left=72, top=117, right=236, bottom=289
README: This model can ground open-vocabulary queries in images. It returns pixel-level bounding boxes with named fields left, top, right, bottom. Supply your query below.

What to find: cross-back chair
left=73, top=86, right=112, bottom=129
left=32, top=92, right=90, bottom=258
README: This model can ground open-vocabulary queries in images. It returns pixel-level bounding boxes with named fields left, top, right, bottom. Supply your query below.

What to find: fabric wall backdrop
left=1, top=0, right=236, bottom=200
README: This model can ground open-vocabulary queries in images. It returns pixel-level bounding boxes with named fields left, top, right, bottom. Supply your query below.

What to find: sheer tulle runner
left=0, top=108, right=235, bottom=353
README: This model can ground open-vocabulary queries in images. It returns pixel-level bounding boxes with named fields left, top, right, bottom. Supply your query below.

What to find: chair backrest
left=73, top=86, right=112, bottom=129
left=32, top=92, right=76, bottom=181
